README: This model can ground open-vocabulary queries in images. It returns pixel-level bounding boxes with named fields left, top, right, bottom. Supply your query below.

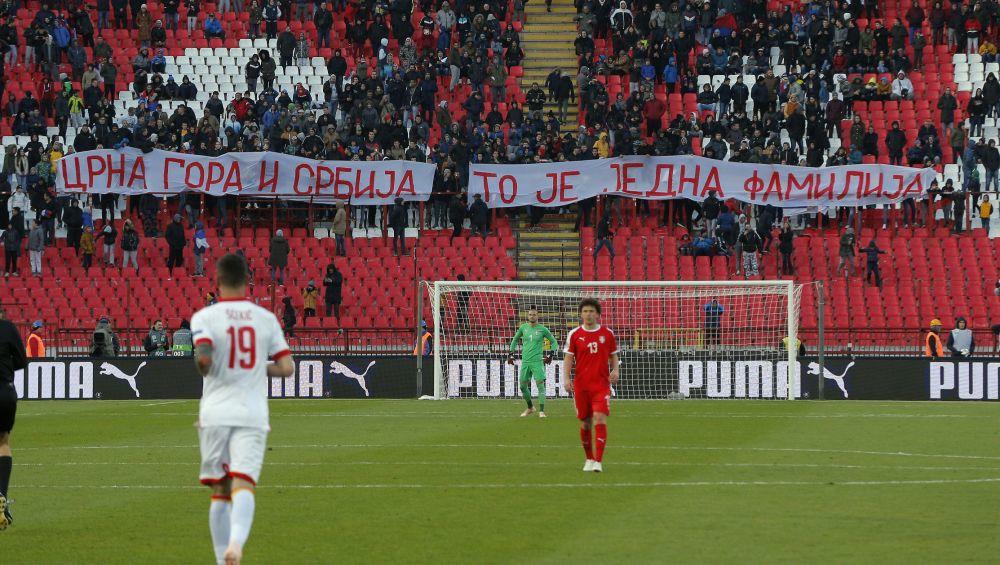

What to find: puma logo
left=330, top=360, right=376, bottom=397
left=99, top=361, right=146, bottom=398
left=807, top=361, right=854, bottom=399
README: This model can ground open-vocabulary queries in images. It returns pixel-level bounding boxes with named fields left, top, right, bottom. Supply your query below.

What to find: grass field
left=4, top=399, right=1000, bottom=563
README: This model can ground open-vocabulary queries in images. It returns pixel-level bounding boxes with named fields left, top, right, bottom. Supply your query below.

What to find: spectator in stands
left=277, top=25, right=296, bottom=68
left=593, top=210, right=615, bottom=259
left=263, top=0, right=280, bottom=40
left=136, top=5, right=152, bottom=48
left=185, top=0, right=200, bottom=33
left=2, top=219, right=19, bottom=277
left=295, top=32, right=310, bottom=67
left=860, top=240, right=886, bottom=288
left=737, top=223, right=761, bottom=279
left=469, top=193, right=489, bottom=239
left=282, top=296, right=296, bottom=337
left=193, top=222, right=209, bottom=277
left=268, top=229, right=290, bottom=284
left=144, top=319, right=169, bottom=356
left=701, top=191, right=720, bottom=238
left=937, top=88, right=958, bottom=135
left=946, top=317, right=975, bottom=357
left=245, top=54, right=261, bottom=93
left=26, top=219, right=44, bottom=277
left=837, top=226, right=856, bottom=277
left=389, top=197, right=408, bottom=256
left=980, top=198, right=993, bottom=230
left=448, top=192, right=467, bottom=241
left=332, top=201, right=347, bottom=256
left=260, top=51, right=277, bottom=91
left=952, top=184, right=968, bottom=234
left=120, top=219, right=139, bottom=271
left=979, top=139, right=1000, bottom=193
left=204, top=13, right=225, bottom=41
left=885, top=122, right=907, bottom=166
left=99, top=223, right=116, bottom=266
left=778, top=218, right=794, bottom=276
left=165, top=214, right=186, bottom=276
left=890, top=72, right=914, bottom=100
left=302, top=280, right=318, bottom=320
left=80, top=226, right=95, bottom=272
left=968, top=88, right=987, bottom=137
left=7, top=185, right=27, bottom=218
left=322, top=263, right=343, bottom=318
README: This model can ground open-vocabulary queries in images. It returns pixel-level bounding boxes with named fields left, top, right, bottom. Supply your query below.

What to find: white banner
left=469, top=156, right=936, bottom=209
left=56, top=148, right=436, bottom=204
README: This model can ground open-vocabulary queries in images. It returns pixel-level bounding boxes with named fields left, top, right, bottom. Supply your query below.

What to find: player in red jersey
left=563, top=298, right=619, bottom=473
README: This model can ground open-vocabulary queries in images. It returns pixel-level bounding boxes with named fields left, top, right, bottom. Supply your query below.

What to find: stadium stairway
left=515, top=215, right=581, bottom=280
left=520, top=0, right=579, bottom=132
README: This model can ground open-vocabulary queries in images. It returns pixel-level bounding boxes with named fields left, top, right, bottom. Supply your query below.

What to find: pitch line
left=14, top=443, right=1000, bottom=462
left=16, top=411, right=985, bottom=419
left=14, top=477, right=1000, bottom=490
left=14, top=461, right=1000, bottom=471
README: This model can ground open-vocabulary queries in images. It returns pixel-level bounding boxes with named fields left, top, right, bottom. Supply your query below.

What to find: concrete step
left=519, top=256, right=581, bottom=266
left=518, top=269, right=582, bottom=281
left=520, top=31, right=578, bottom=40
left=520, top=46, right=578, bottom=55
left=518, top=229, right=580, bottom=239
left=518, top=246, right=580, bottom=254
left=523, top=14, right=576, bottom=24
left=522, top=19, right=579, bottom=26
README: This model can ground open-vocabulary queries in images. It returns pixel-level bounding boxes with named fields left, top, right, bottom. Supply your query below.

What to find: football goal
left=423, top=281, right=803, bottom=400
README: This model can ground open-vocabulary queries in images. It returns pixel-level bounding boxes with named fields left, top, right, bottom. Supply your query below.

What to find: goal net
left=423, top=281, right=803, bottom=400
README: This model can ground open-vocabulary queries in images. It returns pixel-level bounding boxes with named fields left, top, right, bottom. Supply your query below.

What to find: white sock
left=209, top=498, right=232, bottom=565
left=229, top=489, right=256, bottom=551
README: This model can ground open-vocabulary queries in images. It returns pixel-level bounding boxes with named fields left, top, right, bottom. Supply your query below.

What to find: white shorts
left=198, top=426, right=269, bottom=486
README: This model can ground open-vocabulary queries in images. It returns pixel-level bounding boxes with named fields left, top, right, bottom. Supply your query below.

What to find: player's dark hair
left=579, top=298, right=601, bottom=314
left=526, top=305, right=537, bottom=311
left=216, top=253, right=249, bottom=288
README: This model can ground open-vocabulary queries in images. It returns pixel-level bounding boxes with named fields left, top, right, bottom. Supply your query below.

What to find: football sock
left=209, top=496, right=232, bottom=564
left=520, top=381, right=532, bottom=408
left=594, top=424, right=607, bottom=462
left=229, top=488, right=256, bottom=551
left=580, top=427, right=593, bottom=460
left=0, top=456, right=11, bottom=498
left=537, top=384, right=546, bottom=412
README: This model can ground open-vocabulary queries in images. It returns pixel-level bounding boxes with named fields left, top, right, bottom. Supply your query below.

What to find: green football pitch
left=4, top=399, right=1000, bottom=563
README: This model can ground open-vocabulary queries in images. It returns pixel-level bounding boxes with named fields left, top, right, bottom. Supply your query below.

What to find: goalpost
left=424, top=281, right=803, bottom=400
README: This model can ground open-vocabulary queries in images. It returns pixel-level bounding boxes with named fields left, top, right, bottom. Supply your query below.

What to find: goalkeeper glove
left=544, top=351, right=553, bottom=365
left=507, top=355, right=515, bottom=365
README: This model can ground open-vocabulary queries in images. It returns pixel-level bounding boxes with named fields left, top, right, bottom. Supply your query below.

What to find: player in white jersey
left=191, top=253, right=294, bottom=565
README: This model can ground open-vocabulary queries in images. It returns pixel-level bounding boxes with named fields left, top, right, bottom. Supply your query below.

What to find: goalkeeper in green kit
left=508, top=306, right=558, bottom=418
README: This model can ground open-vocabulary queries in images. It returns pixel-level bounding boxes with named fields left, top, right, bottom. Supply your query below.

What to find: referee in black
left=0, top=307, right=27, bottom=530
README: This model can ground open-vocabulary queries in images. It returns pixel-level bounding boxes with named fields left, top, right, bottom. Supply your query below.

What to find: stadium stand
left=0, top=0, right=998, bottom=356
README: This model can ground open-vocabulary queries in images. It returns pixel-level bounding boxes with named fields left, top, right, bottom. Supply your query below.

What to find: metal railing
left=48, top=327, right=415, bottom=357
left=30, top=326, right=994, bottom=358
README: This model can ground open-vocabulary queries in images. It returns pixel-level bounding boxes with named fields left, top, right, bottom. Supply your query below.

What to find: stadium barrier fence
left=9, top=356, right=998, bottom=401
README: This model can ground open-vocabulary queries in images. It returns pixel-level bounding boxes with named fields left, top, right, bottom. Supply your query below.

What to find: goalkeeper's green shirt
left=509, top=323, right=558, bottom=364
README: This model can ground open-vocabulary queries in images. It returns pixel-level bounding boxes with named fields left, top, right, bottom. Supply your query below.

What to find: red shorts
left=574, top=387, right=611, bottom=420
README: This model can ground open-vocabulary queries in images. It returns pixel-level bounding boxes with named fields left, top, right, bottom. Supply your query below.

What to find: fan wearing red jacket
left=563, top=298, right=619, bottom=473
